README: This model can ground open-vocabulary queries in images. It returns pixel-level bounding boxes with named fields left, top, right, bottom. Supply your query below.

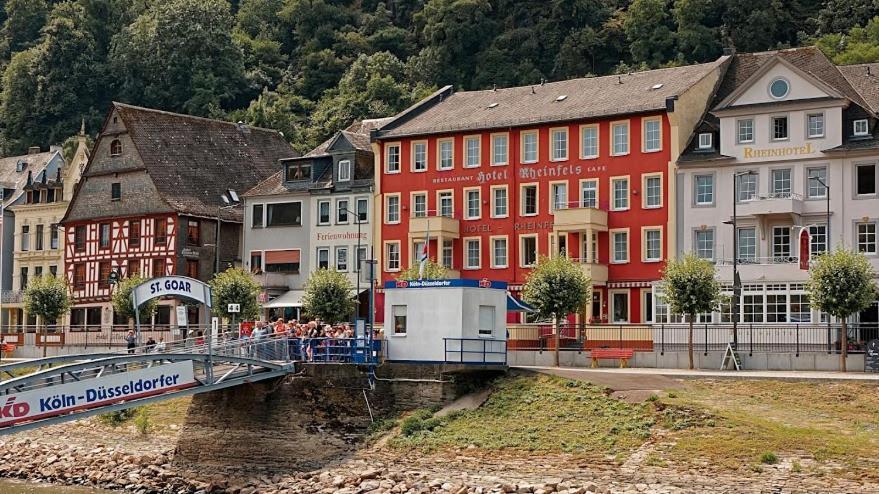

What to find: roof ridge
left=112, top=102, right=284, bottom=135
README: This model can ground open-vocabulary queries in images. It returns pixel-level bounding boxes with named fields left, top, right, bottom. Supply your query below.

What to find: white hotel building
left=675, top=47, right=879, bottom=332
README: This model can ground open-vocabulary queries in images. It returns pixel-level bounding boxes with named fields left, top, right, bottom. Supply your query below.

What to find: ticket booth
left=383, top=279, right=507, bottom=364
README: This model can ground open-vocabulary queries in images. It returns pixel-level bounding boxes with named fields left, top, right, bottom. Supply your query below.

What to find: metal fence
left=443, top=338, right=507, bottom=365
left=0, top=324, right=238, bottom=349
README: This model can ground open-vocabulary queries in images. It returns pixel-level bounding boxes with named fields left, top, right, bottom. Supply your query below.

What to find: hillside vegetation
left=0, top=0, right=877, bottom=156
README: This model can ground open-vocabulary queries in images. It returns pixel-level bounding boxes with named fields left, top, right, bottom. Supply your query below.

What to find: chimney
left=28, top=146, right=41, bottom=155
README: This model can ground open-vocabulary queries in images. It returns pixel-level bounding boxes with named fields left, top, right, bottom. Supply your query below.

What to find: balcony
left=408, top=214, right=460, bottom=239
left=553, top=205, right=608, bottom=233
left=735, top=193, right=804, bottom=218
left=1, top=290, right=23, bottom=304
left=716, top=256, right=809, bottom=282
left=572, top=258, right=608, bottom=285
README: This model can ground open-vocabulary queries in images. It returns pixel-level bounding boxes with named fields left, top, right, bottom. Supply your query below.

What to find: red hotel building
left=372, top=58, right=728, bottom=325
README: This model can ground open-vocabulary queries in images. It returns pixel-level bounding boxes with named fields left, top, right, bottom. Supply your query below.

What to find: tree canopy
left=24, top=274, right=71, bottom=324
left=112, top=275, right=157, bottom=322
left=210, top=267, right=262, bottom=320
left=661, top=253, right=722, bottom=369
left=302, top=268, right=355, bottom=324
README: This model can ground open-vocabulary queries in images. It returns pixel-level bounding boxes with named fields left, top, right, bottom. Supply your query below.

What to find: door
left=858, top=301, right=879, bottom=346
left=591, top=291, right=602, bottom=323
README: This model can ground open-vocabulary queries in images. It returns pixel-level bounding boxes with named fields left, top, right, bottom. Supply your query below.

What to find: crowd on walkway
left=244, top=318, right=360, bottom=361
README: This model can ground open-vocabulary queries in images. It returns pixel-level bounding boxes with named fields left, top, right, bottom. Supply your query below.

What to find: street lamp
left=723, top=170, right=755, bottom=350
left=216, top=189, right=240, bottom=274
left=812, top=175, right=830, bottom=251
left=341, top=206, right=367, bottom=329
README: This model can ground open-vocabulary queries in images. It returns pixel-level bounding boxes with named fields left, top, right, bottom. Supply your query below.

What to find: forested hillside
left=0, top=0, right=877, bottom=156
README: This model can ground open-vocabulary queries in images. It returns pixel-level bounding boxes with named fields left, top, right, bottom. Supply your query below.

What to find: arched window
left=110, top=139, right=122, bottom=156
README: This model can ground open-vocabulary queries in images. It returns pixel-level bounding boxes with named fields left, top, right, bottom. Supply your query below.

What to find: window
left=155, top=218, right=167, bottom=246
left=478, top=305, right=495, bottom=337
left=854, top=119, right=869, bottom=136
left=20, top=225, right=29, bottom=251
left=385, top=144, right=400, bottom=173
left=338, top=160, right=351, bottom=181
left=772, top=226, right=791, bottom=261
left=411, top=141, right=427, bottom=171
left=580, top=179, right=597, bottom=208
left=265, top=250, right=301, bottom=273
left=317, top=200, right=331, bottom=225
left=357, top=247, right=367, bottom=274
left=611, top=177, right=629, bottom=210
left=694, top=175, right=714, bottom=205
left=74, top=225, right=86, bottom=252
left=438, top=191, right=453, bottom=217
left=111, top=182, right=121, bottom=201
left=644, top=175, right=661, bottom=208
left=250, top=251, right=263, bottom=273
left=790, top=293, right=811, bottom=322
left=252, top=204, right=264, bottom=228
left=49, top=265, right=56, bottom=278
left=336, top=247, right=348, bottom=271
left=644, top=229, right=661, bottom=261
left=643, top=291, right=654, bottom=323
left=128, top=221, right=140, bottom=248
left=743, top=294, right=764, bottom=323
left=551, top=128, right=568, bottom=160
left=737, top=173, right=757, bottom=201
left=110, top=139, right=122, bottom=156
left=737, top=227, right=757, bottom=261
left=35, top=224, right=43, bottom=251
left=186, top=220, right=200, bottom=246
left=266, top=202, right=301, bottom=226
left=858, top=222, right=876, bottom=254
left=522, top=131, right=538, bottom=163
left=772, top=116, right=788, bottom=140
left=317, top=248, right=329, bottom=270
left=50, top=224, right=59, bottom=249
left=99, top=223, right=110, bottom=249
left=285, top=162, right=311, bottom=181
left=581, top=125, right=598, bottom=158
left=491, top=134, right=508, bottom=165
left=356, top=198, right=368, bottom=223
left=385, top=195, right=400, bottom=223
left=612, top=292, right=629, bottom=323
left=465, top=188, right=481, bottom=219
left=491, top=186, right=508, bottom=218
left=521, top=185, right=538, bottom=216
left=392, top=306, right=407, bottom=335
left=698, top=133, right=712, bottom=149
left=152, top=259, right=165, bottom=278
left=186, top=260, right=199, bottom=279
left=442, top=240, right=453, bottom=268
left=412, top=193, right=427, bottom=218
left=385, top=242, right=400, bottom=271
left=491, top=237, right=507, bottom=268
left=769, top=78, right=789, bottom=99
left=612, top=231, right=628, bottom=263
left=809, top=225, right=826, bottom=257
left=438, top=139, right=453, bottom=170
left=737, top=119, right=754, bottom=143
left=771, top=169, right=791, bottom=197
left=612, top=122, right=629, bottom=155
left=464, top=238, right=480, bottom=269
left=73, top=264, right=85, bottom=290
left=767, top=294, right=787, bottom=322
left=807, top=113, right=825, bottom=138
left=644, top=119, right=661, bottom=152
left=807, top=167, right=827, bottom=198
left=857, top=164, right=876, bottom=195
left=465, top=136, right=480, bottom=167
left=695, top=230, right=714, bottom=260
left=520, top=235, right=537, bottom=267
left=550, top=182, right=567, bottom=211
left=19, top=267, right=27, bottom=290
left=337, top=199, right=349, bottom=224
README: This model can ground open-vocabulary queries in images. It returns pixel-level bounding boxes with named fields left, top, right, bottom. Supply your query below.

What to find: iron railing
left=443, top=338, right=507, bottom=365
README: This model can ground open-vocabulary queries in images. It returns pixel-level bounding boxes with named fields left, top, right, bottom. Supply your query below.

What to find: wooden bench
left=591, top=348, right=634, bottom=368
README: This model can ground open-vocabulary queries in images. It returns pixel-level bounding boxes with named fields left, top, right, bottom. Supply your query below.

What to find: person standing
left=125, top=330, right=137, bottom=354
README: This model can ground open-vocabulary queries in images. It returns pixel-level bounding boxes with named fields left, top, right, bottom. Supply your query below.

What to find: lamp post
left=813, top=175, right=830, bottom=252
left=724, top=170, right=756, bottom=350
left=341, top=206, right=367, bottom=330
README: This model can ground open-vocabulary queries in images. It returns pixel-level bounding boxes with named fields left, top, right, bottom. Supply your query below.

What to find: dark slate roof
left=839, top=63, right=879, bottom=113
left=112, top=103, right=296, bottom=218
left=0, top=151, right=58, bottom=205
left=374, top=58, right=729, bottom=138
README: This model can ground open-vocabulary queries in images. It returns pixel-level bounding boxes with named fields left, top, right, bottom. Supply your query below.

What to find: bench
left=590, top=348, right=634, bottom=368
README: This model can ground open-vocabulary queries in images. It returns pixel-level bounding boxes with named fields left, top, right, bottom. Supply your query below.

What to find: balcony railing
left=552, top=201, right=608, bottom=232
left=736, top=192, right=804, bottom=216
left=717, top=256, right=798, bottom=265
left=408, top=212, right=460, bottom=239
left=569, top=257, right=608, bottom=284
left=0, top=290, right=23, bottom=304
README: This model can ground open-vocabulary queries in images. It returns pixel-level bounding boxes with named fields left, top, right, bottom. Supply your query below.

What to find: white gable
left=731, top=63, right=833, bottom=107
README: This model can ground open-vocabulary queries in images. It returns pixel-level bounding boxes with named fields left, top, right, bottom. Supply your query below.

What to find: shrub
left=134, top=408, right=151, bottom=436
left=98, top=407, right=138, bottom=426
left=760, top=452, right=779, bottom=464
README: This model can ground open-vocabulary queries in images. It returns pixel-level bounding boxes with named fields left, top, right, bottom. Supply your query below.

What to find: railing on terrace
left=740, top=192, right=804, bottom=201
left=443, top=338, right=507, bottom=365
left=717, top=256, right=798, bottom=265
left=507, top=323, right=875, bottom=356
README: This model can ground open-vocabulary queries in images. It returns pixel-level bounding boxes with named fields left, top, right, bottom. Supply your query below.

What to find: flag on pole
left=418, top=232, right=430, bottom=279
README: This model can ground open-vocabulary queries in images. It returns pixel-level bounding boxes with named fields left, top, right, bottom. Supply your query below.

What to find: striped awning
left=607, top=281, right=654, bottom=288
left=507, top=293, right=535, bottom=312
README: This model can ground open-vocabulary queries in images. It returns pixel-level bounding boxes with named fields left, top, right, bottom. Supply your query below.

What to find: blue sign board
left=384, top=278, right=508, bottom=290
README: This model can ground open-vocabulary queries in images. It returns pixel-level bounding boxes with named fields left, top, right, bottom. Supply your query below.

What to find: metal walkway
left=0, top=333, right=300, bottom=435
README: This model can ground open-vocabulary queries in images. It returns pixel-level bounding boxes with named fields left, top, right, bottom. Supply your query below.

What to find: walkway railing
left=444, top=338, right=507, bottom=365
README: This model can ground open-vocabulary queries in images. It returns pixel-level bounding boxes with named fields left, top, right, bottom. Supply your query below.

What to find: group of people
left=245, top=319, right=357, bottom=361
left=123, top=330, right=167, bottom=354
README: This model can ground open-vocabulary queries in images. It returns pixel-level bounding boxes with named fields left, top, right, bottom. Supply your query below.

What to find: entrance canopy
left=263, top=289, right=305, bottom=308
left=507, top=293, right=535, bottom=312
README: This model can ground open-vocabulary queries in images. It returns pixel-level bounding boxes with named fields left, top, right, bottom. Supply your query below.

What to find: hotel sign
left=743, top=143, right=814, bottom=159
left=431, top=163, right=608, bottom=186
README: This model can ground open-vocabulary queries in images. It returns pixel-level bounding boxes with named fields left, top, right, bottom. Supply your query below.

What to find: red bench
left=591, top=348, right=634, bottom=368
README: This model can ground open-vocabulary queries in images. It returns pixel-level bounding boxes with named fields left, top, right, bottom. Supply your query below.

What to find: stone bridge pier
left=173, top=363, right=504, bottom=473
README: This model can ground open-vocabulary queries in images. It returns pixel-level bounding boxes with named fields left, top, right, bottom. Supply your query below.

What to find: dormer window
left=854, top=119, right=869, bottom=137
left=285, top=162, right=311, bottom=181
left=110, top=139, right=122, bottom=156
left=338, top=160, right=351, bottom=182
left=698, top=133, right=713, bottom=150
left=15, top=161, right=25, bottom=172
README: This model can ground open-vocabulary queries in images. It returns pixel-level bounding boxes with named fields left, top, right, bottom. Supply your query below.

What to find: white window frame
left=857, top=222, right=877, bottom=254
left=316, top=247, right=330, bottom=270
left=736, top=118, right=754, bottom=144
left=411, top=140, right=427, bottom=172
left=464, top=135, right=481, bottom=168
left=317, top=200, right=331, bottom=226
left=490, top=185, right=508, bottom=218
left=737, top=227, right=757, bottom=261
left=549, top=181, right=568, bottom=212
left=579, top=178, right=598, bottom=208
left=384, top=194, right=400, bottom=224
left=490, top=235, right=508, bottom=269
left=771, top=226, right=791, bottom=260
left=694, top=174, right=714, bottom=205
left=771, top=115, right=789, bottom=141
left=856, top=163, right=877, bottom=197
left=411, top=191, right=427, bottom=218
left=356, top=197, right=368, bottom=224
left=550, top=127, right=568, bottom=161
left=642, top=118, right=662, bottom=153
left=694, top=229, right=715, bottom=260
left=610, top=229, right=629, bottom=264
left=335, top=246, right=349, bottom=272
left=437, top=138, right=454, bottom=171
left=643, top=173, right=662, bottom=209
left=437, top=190, right=454, bottom=217
left=771, top=168, right=792, bottom=196
left=611, top=176, right=629, bottom=211
left=610, top=290, right=630, bottom=323
left=807, top=167, right=827, bottom=199
left=520, top=183, right=539, bottom=217
left=521, top=130, right=538, bottom=164
left=642, top=227, right=662, bottom=262
left=491, top=133, right=509, bottom=166
left=807, top=113, right=825, bottom=138
left=336, top=198, right=349, bottom=224
left=519, top=234, right=538, bottom=268
left=854, top=119, right=869, bottom=137
left=338, top=159, right=351, bottom=181
left=384, top=241, right=401, bottom=272
left=463, top=237, right=481, bottom=270
left=698, top=133, right=712, bottom=149
left=384, top=143, right=401, bottom=174
left=464, top=187, right=481, bottom=220
left=611, top=120, right=629, bottom=156
left=580, top=124, right=599, bottom=159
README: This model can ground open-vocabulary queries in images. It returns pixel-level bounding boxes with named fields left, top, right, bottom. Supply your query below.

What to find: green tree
left=112, top=275, right=158, bottom=323
left=302, top=269, right=355, bottom=324
left=624, top=0, right=677, bottom=67
left=233, top=85, right=313, bottom=153
left=661, top=254, right=722, bottom=370
left=210, top=267, right=261, bottom=320
left=2, top=0, right=48, bottom=55
left=816, top=17, right=879, bottom=64
left=807, top=248, right=877, bottom=372
left=673, top=0, right=723, bottom=62
left=397, top=259, right=447, bottom=280
left=815, top=0, right=879, bottom=35
left=24, top=274, right=72, bottom=357
left=523, top=256, right=590, bottom=367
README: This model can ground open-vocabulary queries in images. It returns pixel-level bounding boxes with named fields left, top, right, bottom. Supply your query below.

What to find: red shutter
left=265, top=250, right=300, bottom=264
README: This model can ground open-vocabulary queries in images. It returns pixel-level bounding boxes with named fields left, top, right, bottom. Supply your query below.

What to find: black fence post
left=795, top=324, right=800, bottom=357
left=749, top=324, right=754, bottom=356
left=660, top=324, right=665, bottom=355
left=618, top=324, right=623, bottom=350
left=703, top=323, right=708, bottom=356
left=827, top=323, right=832, bottom=354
